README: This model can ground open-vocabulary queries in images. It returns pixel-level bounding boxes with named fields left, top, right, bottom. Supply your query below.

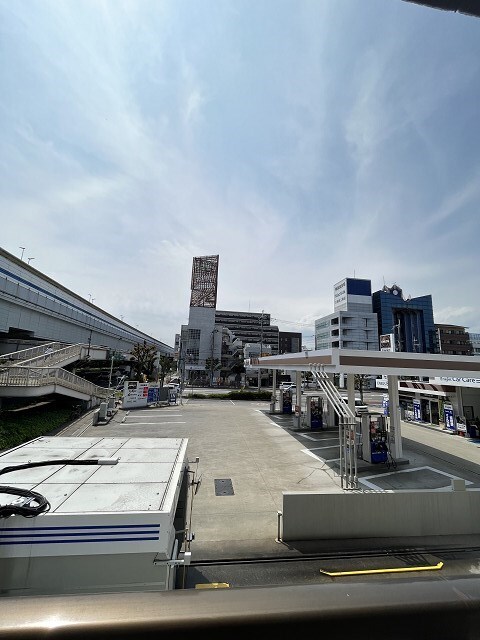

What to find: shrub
left=0, top=406, right=72, bottom=451
left=185, top=390, right=271, bottom=401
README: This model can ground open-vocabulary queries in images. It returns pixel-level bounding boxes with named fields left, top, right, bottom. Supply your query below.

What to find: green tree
left=158, top=355, right=174, bottom=387
left=205, top=357, right=220, bottom=385
left=131, top=341, right=157, bottom=381
left=230, top=354, right=245, bottom=388
left=354, top=374, right=369, bottom=403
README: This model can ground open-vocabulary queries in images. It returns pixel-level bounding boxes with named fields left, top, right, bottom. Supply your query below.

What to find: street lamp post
left=27, top=257, right=34, bottom=265
left=19, top=247, right=25, bottom=261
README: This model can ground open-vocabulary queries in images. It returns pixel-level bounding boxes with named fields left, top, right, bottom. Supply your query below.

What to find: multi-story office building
left=314, top=278, right=379, bottom=351
left=179, top=255, right=279, bottom=385
left=279, top=331, right=302, bottom=354
left=214, top=310, right=279, bottom=355
left=436, top=324, right=473, bottom=356
left=470, top=333, right=480, bottom=356
left=372, top=284, right=436, bottom=353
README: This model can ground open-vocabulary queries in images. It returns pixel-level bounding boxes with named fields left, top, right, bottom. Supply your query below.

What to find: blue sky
left=1, top=0, right=480, bottom=348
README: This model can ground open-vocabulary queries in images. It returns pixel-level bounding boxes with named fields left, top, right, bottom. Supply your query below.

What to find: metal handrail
left=15, top=343, right=85, bottom=367
left=0, top=341, right=65, bottom=364
left=310, top=364, right=358, bottom=490
left=0, top=365, right=108, bottom=399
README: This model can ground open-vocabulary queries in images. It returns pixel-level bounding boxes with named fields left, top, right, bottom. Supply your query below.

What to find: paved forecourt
left=58, top=395, right=480, bottom=560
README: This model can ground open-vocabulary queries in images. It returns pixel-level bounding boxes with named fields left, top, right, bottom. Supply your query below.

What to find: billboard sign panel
left=382, top=394, right=389, bottom=416
left=334, top=279, right=347, bottom=310
left=122, top=381, right=150, bottom=408
left=380, top=334, right=395, bottom=352
left=444, top=403, right=455, bottom=431
left=413, top=398, right=421, bottom=421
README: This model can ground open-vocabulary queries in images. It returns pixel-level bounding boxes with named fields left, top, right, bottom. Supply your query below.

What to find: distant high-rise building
left=372, top=284, right=436, bottom=353
left=179, top=255, right=278, bottom=386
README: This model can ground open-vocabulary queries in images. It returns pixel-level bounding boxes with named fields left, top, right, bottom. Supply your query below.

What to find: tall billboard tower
left=190, top=255, right=219, bottom=309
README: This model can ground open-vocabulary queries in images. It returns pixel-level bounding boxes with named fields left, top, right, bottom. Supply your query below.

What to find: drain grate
left=214, top=478, right=234, bottom=496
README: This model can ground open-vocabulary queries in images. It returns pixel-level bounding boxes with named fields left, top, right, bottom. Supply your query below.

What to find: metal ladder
left=310, top=364, right=358, bottom=490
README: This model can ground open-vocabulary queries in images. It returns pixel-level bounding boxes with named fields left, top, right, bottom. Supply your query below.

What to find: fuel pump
left=360, top=414, right=389, bottom=464
left=306, top=396, right=323, bottom=430
left=281, top=390, right=293, bottom=414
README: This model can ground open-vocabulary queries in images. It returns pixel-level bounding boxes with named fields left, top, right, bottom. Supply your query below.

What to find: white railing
left=0, top=342, right=66, bottom=365
left=15, top=343, right=86, bottom=367
left=310, top=364, right=358, bottom=490
left=0, top=365, right=109, bottom=399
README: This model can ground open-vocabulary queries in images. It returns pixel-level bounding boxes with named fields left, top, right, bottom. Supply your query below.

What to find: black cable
left=0, top=458, right=108, bottom=477
left=0, top=486, right=50, bottom=518
left=0, top=459, right=116, bottom=518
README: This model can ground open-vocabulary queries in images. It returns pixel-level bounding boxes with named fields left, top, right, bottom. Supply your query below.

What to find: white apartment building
left=315, top=277, right=379, bottom=350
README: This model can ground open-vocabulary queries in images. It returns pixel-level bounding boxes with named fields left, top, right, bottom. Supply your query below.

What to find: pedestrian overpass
left=0, top=342, right=111, bottom=405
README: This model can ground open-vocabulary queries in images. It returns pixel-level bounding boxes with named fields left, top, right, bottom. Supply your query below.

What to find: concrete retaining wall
left=281, top=489, right=480, bottom=541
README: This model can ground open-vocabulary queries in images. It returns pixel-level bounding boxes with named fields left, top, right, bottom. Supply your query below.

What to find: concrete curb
left=403, top=436, right=480, bottom=477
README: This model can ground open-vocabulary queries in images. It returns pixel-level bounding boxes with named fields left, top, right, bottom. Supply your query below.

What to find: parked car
left=341, top=397, right=369, bottom=416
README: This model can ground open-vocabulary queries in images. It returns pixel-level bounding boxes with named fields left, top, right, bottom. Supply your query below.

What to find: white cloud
left=1, top=0, right=480, bottom=344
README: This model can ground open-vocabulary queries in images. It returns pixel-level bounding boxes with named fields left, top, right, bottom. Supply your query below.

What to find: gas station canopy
left=248, top=349, right=480, bottom=379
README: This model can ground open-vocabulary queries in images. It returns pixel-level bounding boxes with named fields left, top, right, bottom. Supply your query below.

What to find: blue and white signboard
left=147, top=386, right=159, bottom=403
left=413, top=399, right=421, bottom=421
left=444, top=403, right=455, bottom=431
left=382, top=394, right=389, bottom=416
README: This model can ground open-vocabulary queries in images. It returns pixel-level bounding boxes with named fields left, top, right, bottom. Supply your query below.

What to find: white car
left=341, top=397, right=369, bottom=416
left=279, top=382, right=296, bottom=391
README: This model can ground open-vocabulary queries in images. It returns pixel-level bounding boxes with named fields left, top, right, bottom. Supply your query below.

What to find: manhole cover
left=214, top=478, right=234, bottom=496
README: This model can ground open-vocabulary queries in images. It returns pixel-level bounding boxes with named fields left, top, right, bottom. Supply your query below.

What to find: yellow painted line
left=195, top=582, right=230, bottom=589
left=320, top=561, right=443, bottom=577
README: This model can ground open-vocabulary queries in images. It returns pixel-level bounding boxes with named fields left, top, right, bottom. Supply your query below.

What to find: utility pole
left=257, top=310, right=264, bottom=391
left=392, top=320, right=401, bottom=352
left=87, top=329, right=93, bottom=359
left=210, top=328, right=218, bottom=387
left=108, top=350, right=115, bottom=397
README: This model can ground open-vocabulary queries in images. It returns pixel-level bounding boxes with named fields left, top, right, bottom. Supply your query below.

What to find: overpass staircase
left=0, top=342, right=110, bottom=404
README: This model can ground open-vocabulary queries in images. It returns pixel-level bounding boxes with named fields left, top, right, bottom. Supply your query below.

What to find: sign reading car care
left=430, top=377, right=480, bottom=388
left=123, top=381, right=150, bottom=408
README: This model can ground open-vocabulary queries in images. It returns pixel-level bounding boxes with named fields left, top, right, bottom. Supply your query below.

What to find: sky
left=1, top=0, right=480, bottom=349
